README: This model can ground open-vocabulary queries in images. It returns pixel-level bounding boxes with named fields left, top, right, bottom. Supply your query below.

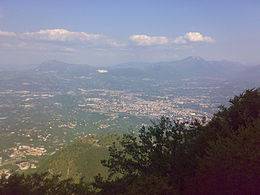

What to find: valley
left=0, top=57, right=259, bottom=179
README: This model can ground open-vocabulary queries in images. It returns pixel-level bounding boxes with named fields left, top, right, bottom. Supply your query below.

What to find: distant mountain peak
left=182, top=56, right=205, bottom=62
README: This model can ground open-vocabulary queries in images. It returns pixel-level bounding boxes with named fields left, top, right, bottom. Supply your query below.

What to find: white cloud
left=23, top=29, right=102, bottom=42
left=21, top=28, right=124, bottom=48
left=174, top=32, right=215, bottom=44
left=0, top=28, right=123, bottom=49
left=129, top=34, right=169, bottom=46
left=0, top=30, right=16, bottom=37
left=185, top=32, right=214, bottom=42
left=129, top=32, right=214, bottom=46
left=174, top=36, right=187, bottom=44
left=0, top=28, right=124, bottom=57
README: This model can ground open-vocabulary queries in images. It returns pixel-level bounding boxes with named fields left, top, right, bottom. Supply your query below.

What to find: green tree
left=94, top=117, right=201, bottom=194
left=196, top=89, right=260, bottom=151
left=186, top=119, right=260, bottom=194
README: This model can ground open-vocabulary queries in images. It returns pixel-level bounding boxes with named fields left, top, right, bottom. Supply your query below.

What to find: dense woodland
left=0, top=89, right=259, bottom=195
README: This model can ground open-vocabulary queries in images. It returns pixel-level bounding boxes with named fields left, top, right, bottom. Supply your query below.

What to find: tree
left=186, top=119, right=260, bottom=194
left=194, top=89, right=260, bottom=158
left=94, top=117, right=201, bottom=194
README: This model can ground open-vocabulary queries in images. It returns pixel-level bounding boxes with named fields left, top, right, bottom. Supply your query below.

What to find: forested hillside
left=36, top=134, right=119, bottom=183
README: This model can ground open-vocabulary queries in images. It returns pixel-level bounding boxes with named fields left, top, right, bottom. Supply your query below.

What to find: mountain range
left=0, top=56, right=259, bottom=92
left=32, top=57, right=257, bottom=81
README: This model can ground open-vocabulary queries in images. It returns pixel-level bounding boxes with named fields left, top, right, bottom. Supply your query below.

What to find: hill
left=35, top=134, right=119, bottom=183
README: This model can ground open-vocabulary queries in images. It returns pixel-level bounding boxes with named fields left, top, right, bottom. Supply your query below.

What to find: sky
left=0, top=0, right=260, bottom=66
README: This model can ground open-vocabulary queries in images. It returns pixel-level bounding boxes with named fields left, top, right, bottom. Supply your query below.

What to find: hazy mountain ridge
left=1, top=57, right=258, bottom=93
left=34, top=60, right=96, bottom=75
left=30, top=57, right=251, bottom=82
left=107, top=57, right=247, bottom=80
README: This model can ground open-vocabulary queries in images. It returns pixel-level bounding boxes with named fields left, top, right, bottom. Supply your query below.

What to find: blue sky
left=0, top=0, right=260, bottom=65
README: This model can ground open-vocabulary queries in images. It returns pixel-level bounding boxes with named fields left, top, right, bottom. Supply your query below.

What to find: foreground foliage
left=0, top=173, right=92, bottom=195
left=187, top=120, right=260, bottom=194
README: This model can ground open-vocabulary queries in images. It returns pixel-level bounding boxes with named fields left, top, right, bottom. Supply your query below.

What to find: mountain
left=107, top=56, right=246, bottom=81
left=35, top=60, right=96, bottom=75
left=31, top=57, right=249, bottom=82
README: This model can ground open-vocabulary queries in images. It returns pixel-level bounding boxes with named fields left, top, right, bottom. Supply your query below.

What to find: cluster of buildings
left=16, top=161, right=37, bottom=170
left=0, top=145, right=46, bottom=172
left=9, top=145, right=47, bottom=158
left=78, top=89, right=212, bottom=121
